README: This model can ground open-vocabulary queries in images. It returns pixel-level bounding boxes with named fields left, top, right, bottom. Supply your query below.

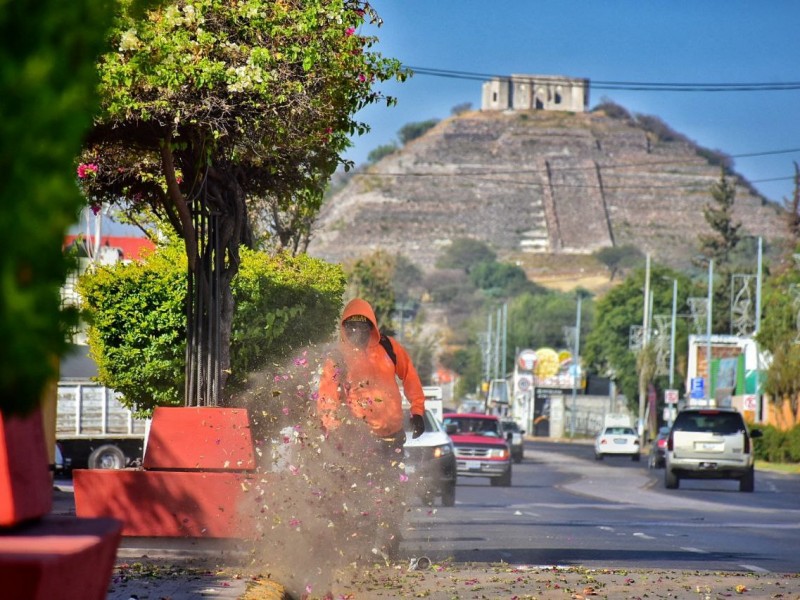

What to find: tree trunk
left=184, top=166, right=251, bottom=406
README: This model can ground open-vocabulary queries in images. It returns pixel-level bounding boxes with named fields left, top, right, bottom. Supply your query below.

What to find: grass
left=755, top=460, right=800, bottom=475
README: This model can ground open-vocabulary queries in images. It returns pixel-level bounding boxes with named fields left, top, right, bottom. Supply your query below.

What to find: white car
left=594, top=426, right=640, bottom=461
left=403, top=409, right=457, bottom=506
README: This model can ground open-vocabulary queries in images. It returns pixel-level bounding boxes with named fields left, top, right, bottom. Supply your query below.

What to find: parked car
left=665, top=407, right=762, bottom=492
left=441, top=413, right=512, bottom=486
left=501, top=419, right=525, bottom=463
left=594, top=425, right=640, bottom=461
left=648, top=426, right=671, bottom=469
left=403, top=409, right=457, bottom=506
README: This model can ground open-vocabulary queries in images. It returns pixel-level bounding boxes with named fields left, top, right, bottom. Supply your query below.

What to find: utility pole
left=706, top=259, right=713, bottom=402
left=669, top=279, right=677, bottom=426
left=638, top=254, right=651, bottom=444
left=755, top=238, right=763, bottom=421
left=570, top=294, right=582, bottom=437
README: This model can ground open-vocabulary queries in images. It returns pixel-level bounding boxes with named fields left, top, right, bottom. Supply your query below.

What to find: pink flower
left=282, top=407, right=290, bottom=416
left=399, top=473, right=409, bottom=483
left=289, top=518, right=301, bottom=528
left=77, top=163, right=98, bottom=179
left=358, top=74, right=366, bottom=83
left=345, top=27, right=355, bottom=36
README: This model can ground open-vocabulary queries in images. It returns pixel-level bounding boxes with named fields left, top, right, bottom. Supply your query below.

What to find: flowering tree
left=77, top=0, right=405, bottom=404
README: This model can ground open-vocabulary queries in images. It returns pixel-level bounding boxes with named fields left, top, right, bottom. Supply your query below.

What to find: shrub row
left=753, top=425, right=800, bottom=463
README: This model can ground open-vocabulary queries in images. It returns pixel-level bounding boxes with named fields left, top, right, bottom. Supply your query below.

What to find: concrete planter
left=0, top=407, right=123, bottom=600
left=0, top=408, right=52, bottom=526
left=75, top=406, right=259, bottom=538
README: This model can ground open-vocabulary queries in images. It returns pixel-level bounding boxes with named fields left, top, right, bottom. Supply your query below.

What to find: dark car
left=403, top=409, right=457, bottom=506
left=648, top=426, right=671, bottom=469
left=441, top=413, right=512, bottom=487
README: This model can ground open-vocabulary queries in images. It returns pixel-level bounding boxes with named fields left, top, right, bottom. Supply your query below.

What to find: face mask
left=344, top=322, right=371, bottom=348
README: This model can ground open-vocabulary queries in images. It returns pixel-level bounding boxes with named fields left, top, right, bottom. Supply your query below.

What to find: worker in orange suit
left=316, top=297, right=426, bottom=557
left=318, top=297, right=426, bottom=445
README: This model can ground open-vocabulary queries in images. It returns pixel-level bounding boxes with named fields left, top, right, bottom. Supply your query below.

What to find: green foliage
left=591, top=98, right=633, bottom=121
left=345, top=250, right=396, bottom=334
left=698, top=174, right=742, bottom=266
left=469, top=262, right=545, bottom=297
left=367, top=143, right=399, bottom=164
left=78, top=244, right=186, bottom=411
left=0, top=0, right=120, bottom=414
left=582, top=264, right=692, bottom=411
left=756, top=246, right=800, bottom=400
left=232, top=248, right=345, bottom=375
left=436, top=238, right=496, bottom=273
left=635, top=114, right=691, bottom=145
left=753, top=425, right=800, bottom=463
left=78, top=242, right=345, bottom=412
left=397, top=119, right=440, bottom=145
left=508, top=291, right=593, bottom=352
left=593, top=245, right=644, bottom=281
left=757, top=255, right=800, bottom=352
left=79, top=0, right=407, bottom=253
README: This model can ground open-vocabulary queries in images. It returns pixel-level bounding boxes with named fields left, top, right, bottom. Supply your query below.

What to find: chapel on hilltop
left=481, top=74, right=589, bottom=113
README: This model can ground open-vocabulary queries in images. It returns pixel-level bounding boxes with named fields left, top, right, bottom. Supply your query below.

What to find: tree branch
left=160, top=132, right=197, bottom=271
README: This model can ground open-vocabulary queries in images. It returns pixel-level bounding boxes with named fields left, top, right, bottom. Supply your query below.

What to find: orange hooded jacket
left=317, top=298, right=426, bottom=437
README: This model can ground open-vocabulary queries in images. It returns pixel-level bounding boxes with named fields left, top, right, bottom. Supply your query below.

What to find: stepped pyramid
left=309, top=109, right=785, bottom=271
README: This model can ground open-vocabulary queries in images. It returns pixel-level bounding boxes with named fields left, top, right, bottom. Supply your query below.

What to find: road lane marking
left=739, top=564, right=769, bottom=573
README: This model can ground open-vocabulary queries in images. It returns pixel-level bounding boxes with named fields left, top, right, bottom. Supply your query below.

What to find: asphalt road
left=51, top=439, right=800, bottom=598
left=400, top=439, right=800, bottom=573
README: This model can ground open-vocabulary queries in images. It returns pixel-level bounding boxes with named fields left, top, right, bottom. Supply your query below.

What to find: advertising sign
left=690, top=377, right=705, bottom=399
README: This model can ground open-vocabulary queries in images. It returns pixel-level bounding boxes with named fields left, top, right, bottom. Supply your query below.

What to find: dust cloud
left=234, top=344, right=413, bottom=599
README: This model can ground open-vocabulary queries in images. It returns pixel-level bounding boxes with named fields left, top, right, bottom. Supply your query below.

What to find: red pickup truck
left=441, top=413, right=512, bottom=487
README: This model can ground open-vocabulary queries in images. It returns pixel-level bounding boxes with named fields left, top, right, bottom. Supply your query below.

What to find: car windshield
left=673, top=411, right=744, bottom=435
left=604, top=427, right=636, bottom=436
left=502, top=421, right=520, bottom=432
left=443, top=416, right=500, bottom=437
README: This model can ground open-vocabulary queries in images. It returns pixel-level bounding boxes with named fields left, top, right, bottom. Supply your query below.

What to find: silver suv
left=665, top=407, right=762, bottom=492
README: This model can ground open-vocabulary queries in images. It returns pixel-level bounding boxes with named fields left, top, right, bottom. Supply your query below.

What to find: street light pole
left=669, top=278, right=677, bottom=425
left=638, top=255, right=651, bottom=443
left=706, top=259, right=714, bottom=402
left=570, top=294, right=582, bottom=437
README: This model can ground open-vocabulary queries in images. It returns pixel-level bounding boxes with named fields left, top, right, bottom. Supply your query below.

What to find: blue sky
left=345, top=1, right=800, bottom=204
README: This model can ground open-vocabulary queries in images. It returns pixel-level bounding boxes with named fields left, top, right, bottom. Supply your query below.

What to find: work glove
left=411, top=414, right=425, bottom=439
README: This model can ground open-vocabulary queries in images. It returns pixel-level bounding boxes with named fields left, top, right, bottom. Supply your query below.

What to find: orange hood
left=340, top=298, right=380, bottom=346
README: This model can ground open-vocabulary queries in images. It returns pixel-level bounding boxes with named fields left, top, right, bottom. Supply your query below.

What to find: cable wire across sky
left=406, top=66, right=800, bottom=93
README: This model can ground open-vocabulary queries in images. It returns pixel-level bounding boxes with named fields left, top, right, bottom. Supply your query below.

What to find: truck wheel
left=664, top=469, right=679, bottom=489
left=88, top=444, right=126, bottom=470
left=441, top=481, right=456, bottom=507
left=491, top=470, right=512, bottom=487
left=739, top=467, right=755, bottom=492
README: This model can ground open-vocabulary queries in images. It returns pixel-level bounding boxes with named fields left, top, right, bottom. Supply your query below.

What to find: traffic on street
left=400, top=439, right=800, bottom=574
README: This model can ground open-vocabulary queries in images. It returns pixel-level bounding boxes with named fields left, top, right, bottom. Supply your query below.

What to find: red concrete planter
left=75, top=406, right=259, bottom=538
left=0, top=515, right=121, bottom=600
left=0, top=408, right=52, bottom=526
left=0, top=406, right=123, bottom=600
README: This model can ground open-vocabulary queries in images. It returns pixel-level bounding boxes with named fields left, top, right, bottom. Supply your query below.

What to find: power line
left=406, top=66, right=800, bottom=92
left=350, top=169, right=795, bottom=191
left=347, top=145, right=800, bottom=189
